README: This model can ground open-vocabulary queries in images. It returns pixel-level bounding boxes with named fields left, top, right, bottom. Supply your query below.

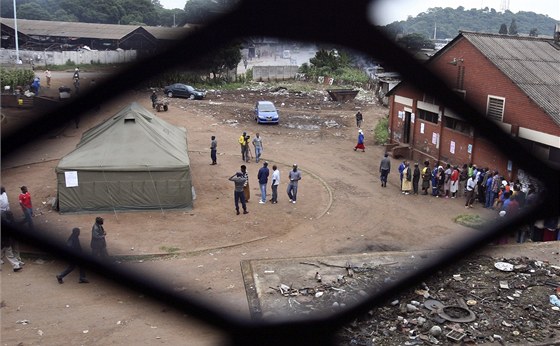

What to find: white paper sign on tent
left=65, top=171, right=79, bottom=187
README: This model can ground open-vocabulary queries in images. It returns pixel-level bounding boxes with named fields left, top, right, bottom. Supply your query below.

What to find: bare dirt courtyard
left=1, top=70, right=559, bottom=345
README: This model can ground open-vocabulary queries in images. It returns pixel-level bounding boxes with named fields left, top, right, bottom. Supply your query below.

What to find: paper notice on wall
left=398, top=111, right=404, bottom=119
left=467, top=144, right=473, bottom=154
left=411, top=113, right=415, bottom=123
left=450, top=141, right=455, bottom=154
left=64, top=171, right=79, bottom=187
left=420, top=122, right=425, bottom=134
left=432, top=132, right=438, bottom=145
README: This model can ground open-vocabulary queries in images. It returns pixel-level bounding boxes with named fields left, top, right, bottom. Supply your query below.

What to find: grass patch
left=159, top=245, right=181, bottom=253
left=454, top=214, right=487, bottom=229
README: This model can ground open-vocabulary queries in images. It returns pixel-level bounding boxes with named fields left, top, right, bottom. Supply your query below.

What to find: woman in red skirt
left=354, top=129, right=365, bottom=152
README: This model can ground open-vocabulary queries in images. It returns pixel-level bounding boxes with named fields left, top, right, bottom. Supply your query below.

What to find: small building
left=387, top=30, right=560, bottom=182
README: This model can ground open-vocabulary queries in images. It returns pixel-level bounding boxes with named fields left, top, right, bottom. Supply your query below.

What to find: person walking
left=257, top=161, right=270, bottom=204
left=379, top=153, right=391, bottom=187
left=90, top=217, right=108, bottom=258
left=0, top=186, right=10, bottom=212
left=18, top=186, right=33, bottom=230
left=239, top=132, right=250, bottom=162
left=73, top=67, right=80, bottom=94
left=44, top=69, right=52, bottom=88
left=241, top=165, right=250, bottom=202
left=2, top=187, right=23, bottom=266
left=56, top=227, right=89, bottom=284
left=151, top=90, right=158, bottom=109
left=421, top=161, right=431, bottom=195
left=287, top=164, right=302, bottom=203
left=210, top=135, right=217, bottom=165
left=353, top=129, right=365, bottom=152
left=1, top=211, right=22, bottom=272
left=271, top=165, right=280, bottom=204
left=252, top=133, right=263, bottom=163
left=229, top=172, right=248, bottom=215
left=355, top=111, right=363, bottom=128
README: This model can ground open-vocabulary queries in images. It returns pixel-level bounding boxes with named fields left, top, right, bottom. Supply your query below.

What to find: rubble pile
left=270, top=256, right=560, bottom=345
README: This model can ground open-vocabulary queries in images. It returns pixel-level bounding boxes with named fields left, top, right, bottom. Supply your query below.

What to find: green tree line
left=383, top=6, right=558, bottom=40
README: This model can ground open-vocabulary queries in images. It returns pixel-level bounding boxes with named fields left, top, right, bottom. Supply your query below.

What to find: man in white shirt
left=271, top=165, right=280, bottom=204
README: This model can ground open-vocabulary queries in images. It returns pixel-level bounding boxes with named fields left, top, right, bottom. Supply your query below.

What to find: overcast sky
left=159, top=0, right=560, bottom=24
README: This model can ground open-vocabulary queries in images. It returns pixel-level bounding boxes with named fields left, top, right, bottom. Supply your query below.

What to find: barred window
left=418, top=109, right=439, bottom=124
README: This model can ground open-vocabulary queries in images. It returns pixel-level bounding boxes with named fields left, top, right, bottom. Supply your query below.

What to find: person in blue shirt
left=257, top=161, right=270, bottom=204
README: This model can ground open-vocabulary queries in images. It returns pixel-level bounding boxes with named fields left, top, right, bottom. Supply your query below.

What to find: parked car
left=163, top=83, right=206, bottom=100
left=254, top=101, right=279, bottom=124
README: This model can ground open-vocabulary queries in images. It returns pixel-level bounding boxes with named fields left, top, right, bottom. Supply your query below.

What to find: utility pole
left=13, top=0, right=20, bottom=63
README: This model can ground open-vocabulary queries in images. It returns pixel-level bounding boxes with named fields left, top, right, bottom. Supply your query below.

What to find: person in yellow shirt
left=239, top=132, right=250, bottom=162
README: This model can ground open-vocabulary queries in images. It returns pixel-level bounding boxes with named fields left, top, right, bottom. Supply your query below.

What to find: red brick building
left=387, top=31, right=560, bottom=182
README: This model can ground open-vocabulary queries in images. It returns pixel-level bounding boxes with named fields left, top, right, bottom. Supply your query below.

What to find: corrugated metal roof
left=461, top=31, right=560, bottom=126
left=0, top=18, right=195, bottom=41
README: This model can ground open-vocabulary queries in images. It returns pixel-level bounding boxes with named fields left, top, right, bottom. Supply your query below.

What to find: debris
left=446, top=329, right=465, bottom=342
left=499, top=281, right=509, bottom=289
left=550, top=295, right=560, bottom=307
left=38, top=330, right=43, bottom=336
left=429, top=326, right=442, bottom=337
left=16, top=320, right=30, bottom=325
left=494, top=261, right=514, bottom=272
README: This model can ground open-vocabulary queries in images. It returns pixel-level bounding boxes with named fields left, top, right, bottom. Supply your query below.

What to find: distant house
left=387, top=30, right=560, bottom=182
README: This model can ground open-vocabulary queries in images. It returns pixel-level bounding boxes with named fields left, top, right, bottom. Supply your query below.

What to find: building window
left=487, top=96, right=505, bottom=121
left=418, top=109, right=439, bottom=124
left=444, top=116, right=473, bottom=135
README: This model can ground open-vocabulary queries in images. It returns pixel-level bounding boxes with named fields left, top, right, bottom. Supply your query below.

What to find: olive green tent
left=56, top=102, right=192, bottom=213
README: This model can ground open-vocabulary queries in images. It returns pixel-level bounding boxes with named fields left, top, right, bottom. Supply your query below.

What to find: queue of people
left=379, top=156, right=559, bottom=243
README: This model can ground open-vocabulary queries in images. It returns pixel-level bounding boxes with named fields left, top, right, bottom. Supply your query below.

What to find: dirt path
left=2, top=72, right=557, bottom=345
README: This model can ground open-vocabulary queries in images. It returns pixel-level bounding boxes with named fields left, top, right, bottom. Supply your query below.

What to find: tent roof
left=57, top=102, right=189, bottom=171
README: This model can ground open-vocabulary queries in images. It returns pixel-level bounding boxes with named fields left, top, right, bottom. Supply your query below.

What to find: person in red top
left=449, top=166, right=459, bottom=198
left=18, top=186, right=33, bottom=230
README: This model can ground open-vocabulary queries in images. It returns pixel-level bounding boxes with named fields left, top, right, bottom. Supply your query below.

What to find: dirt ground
left=1, top=70, right=559, bottom=345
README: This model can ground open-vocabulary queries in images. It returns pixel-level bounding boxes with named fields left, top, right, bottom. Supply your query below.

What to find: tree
left=499, top=23, right=508, bottom=34
left=198, top=43, right=242, bottom=82
left=508, top=19, right=518, bottom=35
left=529, top=28, right=539, bottom=37
left=397, top=33, right=435, bottom=52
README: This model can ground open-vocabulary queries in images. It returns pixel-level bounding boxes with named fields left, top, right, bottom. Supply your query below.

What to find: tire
left=189, top=94, right=195, bottom=100
left=167, top=91, right=173, bottom=98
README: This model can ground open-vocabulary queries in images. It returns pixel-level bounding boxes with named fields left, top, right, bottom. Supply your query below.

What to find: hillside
left=383, top=6, right=559, bottom=40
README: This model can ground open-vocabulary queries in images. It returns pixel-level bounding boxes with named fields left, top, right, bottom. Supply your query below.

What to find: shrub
left=373, top=115, right=389, bottom=144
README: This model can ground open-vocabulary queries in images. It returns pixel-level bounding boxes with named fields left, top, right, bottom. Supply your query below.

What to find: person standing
left=420, top=161, right=431, bottom=195
left=0, top=186, right=9, bottom=212
left=450, top=166, right=459, bottom=198
left=379, top=153, right=391, bottom=187
left=412, top=163, right=420, bottom=195
left=252, top=133, right=263, bottom=163
left=287, top=164, right=302, bottom=203
left=44, top=69, right=52, bottom=88
left=56, top=227, right=89, bottom=284
left=398, top=160, right=407, bottom=190
left=271, top=165, right=280, bottom=204
left=401, top=162, right=412, bottom=195
left=18, top=186, right=33, bottom=230
left=443, top=164, right=452, bottom=198
left=210, top=136, right=217, bottom=165
left=465, top=175, right=476, bottom=208
left=151, top=90, right=158, bottom=109
left=257, top=161, right=270, bottom=204
left=90, top=217, right=108, bottom=258
left=31, top=77, right=40, bottom=95
left=355, top=111, right=363, bottom=128
left=353, top=129, right=365, bottom=152
left=240, top=165, right=250, bottom=202
left=229, top=172, right=248, bottom=215
left=458, top=164, right=468, bottom=197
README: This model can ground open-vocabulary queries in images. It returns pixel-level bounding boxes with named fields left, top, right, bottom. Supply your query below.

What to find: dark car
left=163, top=83, right=206, bottom=100
left=254, top=101, right=279, bottom=124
